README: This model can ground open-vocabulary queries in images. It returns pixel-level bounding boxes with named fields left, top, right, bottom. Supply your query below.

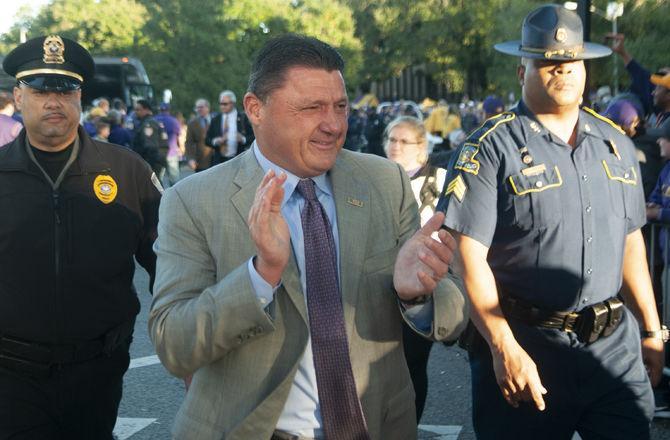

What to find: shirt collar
left=514, top=100, right=556, bottom=144
left=515, top=100, right=604, bottom=145
left=252, top=141, right=332, bottom=207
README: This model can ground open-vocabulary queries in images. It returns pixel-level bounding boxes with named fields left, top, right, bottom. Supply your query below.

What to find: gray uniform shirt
left=438, top=101, right=645, bottom=312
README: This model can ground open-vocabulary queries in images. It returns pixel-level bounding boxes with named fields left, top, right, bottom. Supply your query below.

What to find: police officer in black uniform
left=132, top=98, right=169, bottom=176
left=0, top=35, right=161, bottom=439
left=438, top=5, right=665, bottom=439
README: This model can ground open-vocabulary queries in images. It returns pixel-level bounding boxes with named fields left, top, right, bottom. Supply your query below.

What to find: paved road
left=117, top=266, right=670, bottom=439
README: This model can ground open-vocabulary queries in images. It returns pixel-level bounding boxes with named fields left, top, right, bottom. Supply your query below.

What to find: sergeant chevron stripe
left=445, top=174, right=467, bottom=202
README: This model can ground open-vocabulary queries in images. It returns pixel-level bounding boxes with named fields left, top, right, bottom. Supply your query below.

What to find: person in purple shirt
left=154, top=103, right=181, bottom=187
left=0, top=92, right=23, bottom=146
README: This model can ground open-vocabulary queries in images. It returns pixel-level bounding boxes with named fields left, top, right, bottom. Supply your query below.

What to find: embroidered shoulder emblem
left=454, top=112, right=515, bottom=176
left=454, top=143, right=481, bottom=175
left=582, top=107, right=626, bottom=135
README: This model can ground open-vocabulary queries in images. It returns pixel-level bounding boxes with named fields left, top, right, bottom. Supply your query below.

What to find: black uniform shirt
left=439, top=101, right=645, bottom=311
left=133, top=116, right=167, bottom=172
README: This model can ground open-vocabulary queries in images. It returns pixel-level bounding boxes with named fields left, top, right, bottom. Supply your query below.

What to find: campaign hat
left=494, top=4, right=611, bottom=60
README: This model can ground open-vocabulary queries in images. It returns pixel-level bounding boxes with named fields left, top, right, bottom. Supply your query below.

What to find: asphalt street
left=118, top=266, right=670, bottom=439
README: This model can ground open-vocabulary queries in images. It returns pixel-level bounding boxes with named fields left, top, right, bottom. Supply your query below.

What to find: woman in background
left=384, top=116, right=448, bottom=422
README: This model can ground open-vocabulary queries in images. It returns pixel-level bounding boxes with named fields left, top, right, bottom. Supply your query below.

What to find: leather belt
left=500, top=294, right=624, bottom=344
left=500, top=296, right=580, bottom=331
left=0, top=320, right=134, bottom=372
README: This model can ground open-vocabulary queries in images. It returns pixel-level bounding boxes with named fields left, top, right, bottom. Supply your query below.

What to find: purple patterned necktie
left=296, top=179, right=370, bottom=440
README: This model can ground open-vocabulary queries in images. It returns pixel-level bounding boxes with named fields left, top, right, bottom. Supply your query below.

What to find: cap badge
left=555, top=28, right=568, bottom=43
left=93, top=174, right=118, bottom=204
left=43, top=35, right=65, bottom=64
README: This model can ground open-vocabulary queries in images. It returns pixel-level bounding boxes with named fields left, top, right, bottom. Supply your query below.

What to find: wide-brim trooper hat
left=494, top=4, right=612, bottom=60
left=2, top=35, right=94, bottom=91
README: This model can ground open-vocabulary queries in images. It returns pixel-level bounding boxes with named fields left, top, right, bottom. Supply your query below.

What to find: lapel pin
left=347, top=197, right=364, bottom=207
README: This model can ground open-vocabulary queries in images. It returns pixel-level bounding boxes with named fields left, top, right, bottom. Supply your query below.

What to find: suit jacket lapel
left=330, top=152, right=370, bottom=341
left=230, top=151, right=308, bottom=323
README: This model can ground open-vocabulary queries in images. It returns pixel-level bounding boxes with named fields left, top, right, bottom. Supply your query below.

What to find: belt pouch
left=575, top=303, right=609, bottom=344
left=601, top=299, right=624, bottom=338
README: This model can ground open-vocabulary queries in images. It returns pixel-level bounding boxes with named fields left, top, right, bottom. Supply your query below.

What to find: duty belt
left=500, top=294, right=624, bottom=344
left=0, top=320, right=134, bottom=376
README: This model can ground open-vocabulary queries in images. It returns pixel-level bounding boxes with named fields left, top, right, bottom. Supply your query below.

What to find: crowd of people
left=343, top=94, right=512, bottom=165
left=1, top=3, right=670, bottom=440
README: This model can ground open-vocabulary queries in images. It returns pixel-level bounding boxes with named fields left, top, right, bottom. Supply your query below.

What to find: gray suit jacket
left=149, top=149, right=467, bottom=440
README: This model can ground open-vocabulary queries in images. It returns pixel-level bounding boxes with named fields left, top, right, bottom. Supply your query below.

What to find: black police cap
left=2, top=35, right=95, bottom=91
left=494, top=4, right=611, bottom=60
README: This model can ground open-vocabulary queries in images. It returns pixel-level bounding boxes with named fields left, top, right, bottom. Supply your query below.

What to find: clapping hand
left=248, top=169, right=290, bottom=286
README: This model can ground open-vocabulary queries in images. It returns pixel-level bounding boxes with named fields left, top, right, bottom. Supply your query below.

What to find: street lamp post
left=606, top=2, right=624, bottom=94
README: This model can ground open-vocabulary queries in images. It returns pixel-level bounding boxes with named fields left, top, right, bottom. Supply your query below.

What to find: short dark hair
left=248, top=33, right=345, bottom=102
left=135, top=99, right=152, bottom=112
left=95, top=118, right=111, bottom=133
left=0, top=91, right=14, bottom=111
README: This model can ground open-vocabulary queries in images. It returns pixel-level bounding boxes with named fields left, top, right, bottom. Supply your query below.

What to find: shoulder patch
left=454, top=112, right=516, bottom=176
left=582, top=107, right=626, bottom=135
left=151, top=172, right=164, bottom=194
left=454, top=143, right=481, bottom=175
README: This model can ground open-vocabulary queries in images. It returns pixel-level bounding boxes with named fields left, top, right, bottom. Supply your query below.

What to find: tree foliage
left=1, top=0, right=668, bottom=112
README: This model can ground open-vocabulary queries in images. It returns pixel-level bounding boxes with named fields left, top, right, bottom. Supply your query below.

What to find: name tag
left=521, top=164, right=546, bottom=177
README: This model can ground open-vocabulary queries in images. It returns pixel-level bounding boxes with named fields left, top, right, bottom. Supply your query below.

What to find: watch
left=640, top=325, right=670, bottom=342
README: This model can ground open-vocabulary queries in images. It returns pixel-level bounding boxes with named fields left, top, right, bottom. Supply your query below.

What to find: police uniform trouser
left=469, top=309, right=654, bottom=440
left=0, top=341, right=130, bottom=440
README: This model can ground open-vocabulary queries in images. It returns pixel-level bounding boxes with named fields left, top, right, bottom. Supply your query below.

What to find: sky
left=0, top=0, right=50, bottom=35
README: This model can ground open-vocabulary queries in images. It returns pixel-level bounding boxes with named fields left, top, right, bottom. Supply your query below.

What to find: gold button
left=584, top=123, right=591, bottom=132
left=437, top=327, right=448, bottom=337
left=535, top=181, right=544, bottom=188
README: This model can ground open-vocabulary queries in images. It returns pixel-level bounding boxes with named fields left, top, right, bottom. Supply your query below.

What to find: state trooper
left=438, top=4, right=665, bottom=439
left=0, top=36, right=161, bottom=438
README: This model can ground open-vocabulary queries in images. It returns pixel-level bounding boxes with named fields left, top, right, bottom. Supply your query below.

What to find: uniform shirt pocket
left=508, top=165, right=563, bottom=229
left=602, top=160, right=637, bottom=219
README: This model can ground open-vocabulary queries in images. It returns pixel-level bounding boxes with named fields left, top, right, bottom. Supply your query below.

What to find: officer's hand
left=394, top=212, right=456, bottom=300
left=248, top=169, right=290, bottom=286
left=492, top=338, right=547, bottom=411
left=641, top=337, right=664, bottom=387
left=188, top=159, right=197, bottom=170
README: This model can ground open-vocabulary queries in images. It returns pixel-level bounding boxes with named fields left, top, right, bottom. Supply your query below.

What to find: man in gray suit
left=149, top=34, right=467, bottom=440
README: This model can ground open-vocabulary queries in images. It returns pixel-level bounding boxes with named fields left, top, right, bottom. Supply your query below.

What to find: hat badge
left=43, top=35, right=65, bottom=64
left=555, top=28, right=568, bottom=43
